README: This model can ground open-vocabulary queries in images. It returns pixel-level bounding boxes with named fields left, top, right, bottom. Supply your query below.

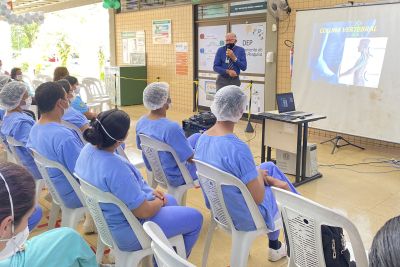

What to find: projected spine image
left=338, top=37, right=387, bottom=87
left=309, top=20, right=388, bottom=88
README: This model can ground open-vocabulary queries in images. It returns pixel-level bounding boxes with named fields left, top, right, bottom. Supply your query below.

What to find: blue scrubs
left=0, top=109, right=8, bottom=149
left=0, top=112, right=42, bottom=179
left=136, top=116, right=197, bottom=187
left=62, top=107, right=89, bottom=129
left=75, top=144, right=203, bottom=255
left=0, top=227, right=98, bottom=267
left=71, top=96, right=89, bottom=114
left=27, top=122, right=84, bottom=208
left=195, top=133, right=298, bottom=240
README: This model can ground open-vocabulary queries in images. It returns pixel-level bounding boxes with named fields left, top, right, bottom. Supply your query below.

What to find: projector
left=276, top=143, right=319, bottom=178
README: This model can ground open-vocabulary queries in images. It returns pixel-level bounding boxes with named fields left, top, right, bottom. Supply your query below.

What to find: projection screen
left=292, top=3, right=400, bottom=144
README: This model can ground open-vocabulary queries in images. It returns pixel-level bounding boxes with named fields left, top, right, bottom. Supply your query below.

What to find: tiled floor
left=26, top=105, right=400, bottom=266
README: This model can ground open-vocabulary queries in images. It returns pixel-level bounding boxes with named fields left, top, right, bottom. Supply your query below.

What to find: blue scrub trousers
left=146, top=194, right=203, bottom=256
left=259, top=161, right=298, bottom=241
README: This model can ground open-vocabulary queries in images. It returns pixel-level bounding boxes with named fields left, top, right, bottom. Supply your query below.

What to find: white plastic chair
left=31, top=79, right=43, bottom=90
left=6, top=136, right=45, bottom=201
left=116, top=146, right=145, bottom=169
left=61, top=120, right=87, bottom=145
left=193, top=159, right=282, bottom=267
left=81, top=78, right=111, bottom=111
left=138, top=134, right=199, bottom=206
left=271, top=187, right=368, bottom=267
left=30, top=148, right=87, bottom=230
left=35, top=74, right=52, bottom=82
left=143, top=221, right=196, bottom=267
left=76, top=175, right=186, bottom=266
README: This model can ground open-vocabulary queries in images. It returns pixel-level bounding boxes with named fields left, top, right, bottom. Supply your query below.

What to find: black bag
left=321, top=225, right=356, bottom=267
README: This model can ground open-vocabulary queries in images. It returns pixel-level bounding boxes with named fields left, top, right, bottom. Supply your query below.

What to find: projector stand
left=321, top=135, right=365, bottom=154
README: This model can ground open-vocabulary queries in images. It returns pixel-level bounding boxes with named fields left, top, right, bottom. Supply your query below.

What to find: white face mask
left=21, top=96, right=32, bottom=110
left=0, top=226, right=29, bottom=260
left=16, top=75, right=23, bottom=81
left=75, top=87, right=80, bottom=95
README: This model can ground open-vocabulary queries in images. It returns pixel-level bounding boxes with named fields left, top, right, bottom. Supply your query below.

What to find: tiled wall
left=115, top=5, right=194, bottom=112
left=277, top=0, right=399, bottom=148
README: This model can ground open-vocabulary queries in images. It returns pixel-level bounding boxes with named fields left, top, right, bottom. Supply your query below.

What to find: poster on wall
left=231, top=22, right=266, bottom=74
left=152, top=19, right=172, bottom=44
left=198, top=25, right=227, bottom=71
left=197, top=78, right=217, bottom=107
left=176, top=42, right=188, bottom=75
left=122, top=31, right=146, bottom=66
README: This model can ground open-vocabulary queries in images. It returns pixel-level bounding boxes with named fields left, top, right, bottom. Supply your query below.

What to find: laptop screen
left=276, top=92, right=296, bottom=113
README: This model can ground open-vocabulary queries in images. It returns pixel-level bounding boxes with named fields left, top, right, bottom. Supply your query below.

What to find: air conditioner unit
left=276, top=143, right=319, bottom=178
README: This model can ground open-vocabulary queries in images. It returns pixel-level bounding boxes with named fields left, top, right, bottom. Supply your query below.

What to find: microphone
left=225, top=44, right=230, bottom=64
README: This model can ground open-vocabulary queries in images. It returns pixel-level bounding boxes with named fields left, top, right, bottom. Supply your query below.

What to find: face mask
left=75, top=87, right=80, bottom=95
left=16, top=75, right=23, bottom=81
left=0, top=226, right=29, bottom=260
left=226, top=43, right=235, bottom=49
left=21, top=96, right=32, bottom=110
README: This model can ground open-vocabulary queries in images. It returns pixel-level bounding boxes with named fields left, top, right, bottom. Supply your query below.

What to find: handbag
left=322, top=225, right=356, bottom=267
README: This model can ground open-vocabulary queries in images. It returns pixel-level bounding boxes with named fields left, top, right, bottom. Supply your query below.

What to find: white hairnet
left=0, top=75, right=11, bottom=91
left=211, top=85, right=247, bottom=122
left=143, top=82, right=169, bottom=110
left=0, top=81, right=27, bottom=110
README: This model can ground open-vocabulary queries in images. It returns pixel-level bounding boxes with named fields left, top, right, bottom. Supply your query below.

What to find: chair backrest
left=138, top=134, right=194, bottom=188
left=143, top=221, right=196, bottom=267
left=82, top=78, right=107, bottom=99
left=76, top=174, right=151, bottom=250
left=61, top=120, right=87, bottom=145
left=5, top=136, right=24, bottom=165
left=31, top=79, right=43, bottom=90
left=30, top=148, right=86, bottom=208
left=35, top=74, right=52, bottom=82
left=84, top=77, right=108, bottom=96
left=271, top=187, right=368, bottom=267
left=193, top=159, right=267, bottom=233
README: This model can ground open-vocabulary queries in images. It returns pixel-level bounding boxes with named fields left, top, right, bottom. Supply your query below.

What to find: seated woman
left=65, top=76, right=97, bottom=120
left=0, top=82, right=41, bottom=180
left=53, top=66, right=69, bottom=82
left=136, top=82, right=200, bottom=187
left=75, top=109, right=203, bottom=256
left=56, top=79, right=89, bottom=133
left=369, top=215, right=400, bottom=267
left=194, top=85, right=298, bottom=262
left=0, top=162, right=98, bottom=266
left=0, top=82, right=43, bottom=231
left=27, top=82, right=94, bottom=233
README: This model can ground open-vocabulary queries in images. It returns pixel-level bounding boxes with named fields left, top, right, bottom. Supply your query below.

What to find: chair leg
left=230, top=232, right=258, bottom=267
left=61, top=208, right=85, bottom=229
left=48, top=202, right=60, bottom=230
left=202, top=219, right=217, bottom=267
left=96, top=238, right=105, bottom=264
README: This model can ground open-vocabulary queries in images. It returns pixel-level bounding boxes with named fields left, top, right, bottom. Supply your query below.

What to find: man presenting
left=213, top=33, right=247, bottom=90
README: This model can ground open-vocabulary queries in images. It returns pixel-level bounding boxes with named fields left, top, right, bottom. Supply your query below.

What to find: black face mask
left=226, top=43, right=235, bottom=49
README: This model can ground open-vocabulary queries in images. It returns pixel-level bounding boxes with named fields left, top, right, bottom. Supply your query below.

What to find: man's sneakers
left=268, top=242, right=287, bottom=262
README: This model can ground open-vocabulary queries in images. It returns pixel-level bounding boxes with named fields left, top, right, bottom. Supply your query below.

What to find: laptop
left=276, top=92, right=312, bottom=117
